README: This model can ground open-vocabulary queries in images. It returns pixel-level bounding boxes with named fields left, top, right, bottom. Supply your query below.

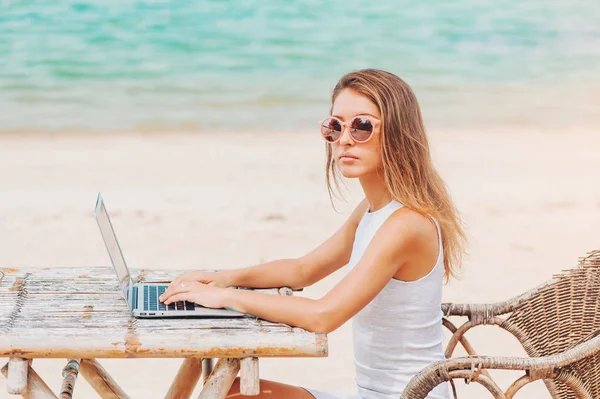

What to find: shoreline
left=2, top=80, right=599, bottom=136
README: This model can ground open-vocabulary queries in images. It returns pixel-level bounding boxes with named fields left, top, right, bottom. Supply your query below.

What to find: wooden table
left=0, top=267, right=328, bottom=398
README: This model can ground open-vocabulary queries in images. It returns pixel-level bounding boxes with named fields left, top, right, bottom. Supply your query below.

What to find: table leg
left=1, top=361, right=58, bottom=399
left=202, top=358, right=213, bottom=383
left=7, top=357, right=28, bottom=394
left=60, top=359, right=80, bottom=399
left=79, top=359, right=130, bottom=399
left=239, top=358, right=259, bottom=396
left=165, top=358, right=203, bottom=399
left=198, top=358, right=240, bottom=399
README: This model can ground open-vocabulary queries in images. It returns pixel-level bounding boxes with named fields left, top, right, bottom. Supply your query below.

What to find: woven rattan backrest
left=503, top=250, right=600, bottom=398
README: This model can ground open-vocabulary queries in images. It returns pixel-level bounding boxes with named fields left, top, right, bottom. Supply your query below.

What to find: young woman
left=160, top=69, right=465, bottom=399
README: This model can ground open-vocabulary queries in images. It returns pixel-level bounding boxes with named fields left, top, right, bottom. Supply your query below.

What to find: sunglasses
left=319, top=116, right=380, bottom=143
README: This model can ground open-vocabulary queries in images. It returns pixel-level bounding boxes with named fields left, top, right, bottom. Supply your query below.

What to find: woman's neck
left=359, top=171, right=392, bottom=212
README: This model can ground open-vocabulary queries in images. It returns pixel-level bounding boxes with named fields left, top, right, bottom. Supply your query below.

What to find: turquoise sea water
left=1, top=1, right=600, bottom=132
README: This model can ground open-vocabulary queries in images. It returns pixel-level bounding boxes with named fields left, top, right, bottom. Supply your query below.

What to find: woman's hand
left=159, top=280, right=229, bottom=309
left=167, top=270, right=232, bottom=291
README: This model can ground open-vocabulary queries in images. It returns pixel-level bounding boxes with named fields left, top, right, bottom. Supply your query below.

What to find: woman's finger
left=163, top=292, right=190, bottom=305
left=160, top=281, right=192, bottom=301
left=161, top=284, right=175, bottom=301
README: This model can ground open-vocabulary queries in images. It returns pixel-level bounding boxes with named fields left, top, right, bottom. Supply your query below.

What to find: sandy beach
left=1, top=128, right=599, bottom=398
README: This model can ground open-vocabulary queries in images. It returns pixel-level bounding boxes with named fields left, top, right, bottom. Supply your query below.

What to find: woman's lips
left=339, top=154, right=359, bottom=162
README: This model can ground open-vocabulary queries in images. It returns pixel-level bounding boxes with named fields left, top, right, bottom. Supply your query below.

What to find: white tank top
left=348, top=200, right=449, bottom=399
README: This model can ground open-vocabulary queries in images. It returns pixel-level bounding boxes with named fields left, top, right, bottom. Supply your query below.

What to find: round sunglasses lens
left=321, top=118, right=342, bottom=142
left=350, top=117, right=373, bottom=142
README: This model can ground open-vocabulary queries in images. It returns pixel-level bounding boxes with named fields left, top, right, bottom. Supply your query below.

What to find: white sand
left=1, top=129, right=599, bottom=398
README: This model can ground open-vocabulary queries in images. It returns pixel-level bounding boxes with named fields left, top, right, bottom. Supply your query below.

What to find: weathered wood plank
left=1, top=362, right=58, bottom=399
left=7, top=324, right=293, bottom=334
left=79, top=359, right=129, bottom=399
left=0, top=276, right=20, bottom=290
left=1, top=273, right=29, bottom=334
left=0, top=267, right=218, bottom=280
left=198, top=358, right=240, bottom=399
left=164, top=358, right=203, bottom=399
left=1, top=267, right=116, bottom=279
left=240, top=357, right=259, bottom=396
left=7, top=357, right=28, bottom=394
left=0, top=330, right=328, bottom=358
left=8, top=314, right=292, bottom=331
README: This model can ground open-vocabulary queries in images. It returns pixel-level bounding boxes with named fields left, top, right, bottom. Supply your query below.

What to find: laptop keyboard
left=143, top=285, right=195, bottom=312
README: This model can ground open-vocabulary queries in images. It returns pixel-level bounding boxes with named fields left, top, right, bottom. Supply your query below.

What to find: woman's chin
left=338, top=166, right=366, bottom=179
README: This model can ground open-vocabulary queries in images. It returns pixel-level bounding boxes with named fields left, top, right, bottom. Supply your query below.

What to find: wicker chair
left=401, top=250, right=600, bottom=399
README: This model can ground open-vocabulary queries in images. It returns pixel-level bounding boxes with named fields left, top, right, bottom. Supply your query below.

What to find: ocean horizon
left=2, top=1, right=600, bottom=133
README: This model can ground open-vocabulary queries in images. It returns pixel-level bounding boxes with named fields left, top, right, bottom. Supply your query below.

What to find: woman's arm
left=162, top=208, right=438, bottom=333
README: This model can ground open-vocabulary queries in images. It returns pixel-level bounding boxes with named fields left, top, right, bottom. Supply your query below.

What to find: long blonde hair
left=326, top=69, right=466, bottom=280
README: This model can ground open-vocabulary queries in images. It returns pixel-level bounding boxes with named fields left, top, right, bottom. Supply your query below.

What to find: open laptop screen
left=94, top=193, right=133, bottom=306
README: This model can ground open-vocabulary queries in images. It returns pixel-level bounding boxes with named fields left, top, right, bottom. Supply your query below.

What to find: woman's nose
left=338, top=126, right=354, bottom=146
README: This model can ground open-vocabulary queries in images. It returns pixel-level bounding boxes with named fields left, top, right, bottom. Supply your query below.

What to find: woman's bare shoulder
left=381, top=206, right=438, bottom=248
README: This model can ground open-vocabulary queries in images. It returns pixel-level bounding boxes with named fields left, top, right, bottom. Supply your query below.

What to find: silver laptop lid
left=94, top=193, right=133, bottom=308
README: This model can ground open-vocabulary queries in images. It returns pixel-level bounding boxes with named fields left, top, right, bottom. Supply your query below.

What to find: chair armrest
left=402, top=333, right=600, bottom=399
left=442, top=279, right=556, bottom=318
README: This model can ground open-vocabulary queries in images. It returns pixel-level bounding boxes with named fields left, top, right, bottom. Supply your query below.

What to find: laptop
left=94, top=193, right=246, bottom=318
